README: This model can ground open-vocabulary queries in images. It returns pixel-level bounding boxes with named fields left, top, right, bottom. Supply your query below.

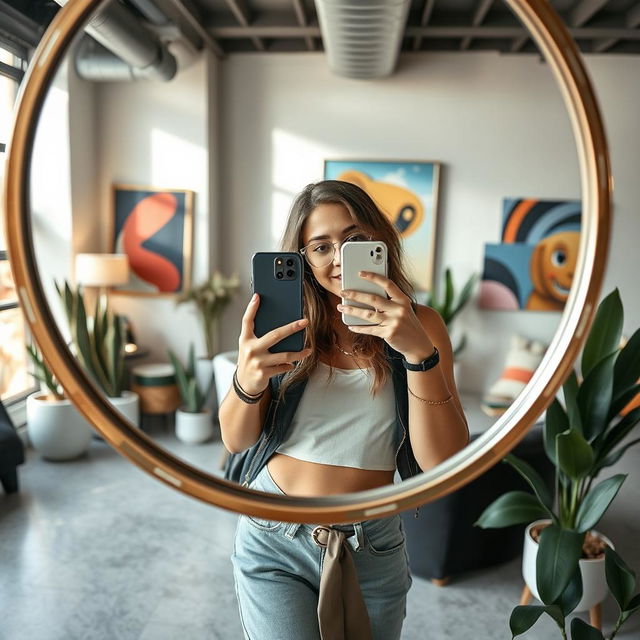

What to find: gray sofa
left=0, top=398, right=25, bottom=494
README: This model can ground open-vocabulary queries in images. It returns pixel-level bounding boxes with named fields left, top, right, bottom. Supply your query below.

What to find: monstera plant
left=476, top=289, right=640, bottom=639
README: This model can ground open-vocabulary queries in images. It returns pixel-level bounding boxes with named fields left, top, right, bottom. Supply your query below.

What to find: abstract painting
left=324, top=160, right=440, bottom=291
left=111, top=185, right=194, bottom=296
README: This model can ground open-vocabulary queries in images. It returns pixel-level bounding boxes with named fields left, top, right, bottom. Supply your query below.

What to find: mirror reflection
left=10, top=0, right=640, bottom=637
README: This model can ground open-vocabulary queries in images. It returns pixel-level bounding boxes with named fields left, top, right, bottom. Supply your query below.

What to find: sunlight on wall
left=151, top=128, right=206, bottom=189
left=271, top=128, right=331, bottom=244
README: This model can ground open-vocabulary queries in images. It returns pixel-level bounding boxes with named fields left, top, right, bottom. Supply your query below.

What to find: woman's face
left=301, top=202, right=364, bottom=302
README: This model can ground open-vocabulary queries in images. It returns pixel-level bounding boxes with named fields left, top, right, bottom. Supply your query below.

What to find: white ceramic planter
left=212, top=350, right=238, bottom=407
left=175, top=408, right=213, bottom=444
left=522, top=519, right=613, bottom=612
left=108, top=390, right=140, bottom=427
left=26, top=393, right=92, bottom=461
left=196, top=357, right=217, bottom=412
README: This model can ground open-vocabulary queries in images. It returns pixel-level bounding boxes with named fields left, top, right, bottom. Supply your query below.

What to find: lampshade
left=75, top=253, right=129, bottom=287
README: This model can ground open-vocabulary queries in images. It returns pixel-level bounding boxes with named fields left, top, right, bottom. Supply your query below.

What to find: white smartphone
left=341, top=240, right=388, bottom=326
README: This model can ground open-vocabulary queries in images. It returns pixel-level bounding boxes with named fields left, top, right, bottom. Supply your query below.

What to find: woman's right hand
left=236, top=293, right=312, bottom=395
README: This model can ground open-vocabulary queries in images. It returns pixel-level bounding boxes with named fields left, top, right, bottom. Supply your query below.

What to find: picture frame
left=110, top=184, right=194, bottom=297
left=324, top=160, right=441, bottom=292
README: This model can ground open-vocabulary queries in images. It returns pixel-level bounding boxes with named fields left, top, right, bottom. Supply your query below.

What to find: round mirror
left=4, top=0, right=611, bottom=523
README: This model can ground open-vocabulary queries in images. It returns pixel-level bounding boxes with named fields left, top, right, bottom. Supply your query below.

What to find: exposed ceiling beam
left=569, top=0, right=610, bottom=28
left=224, top=0, right=265, bottom=51
left=460, top=0, right=494, bottom=50
left=167, top=0, right=225, bottom=58
left=292, top=0, right=314, bottom=51
left=0, top=0, right=42, bottom=49
left=412, top=0, right=436, bottom=51
left=510, top=36, right=528, bottom=52
left=207, top=24, right=640, bottom=41
left=592, top=3, right=640, bottom=53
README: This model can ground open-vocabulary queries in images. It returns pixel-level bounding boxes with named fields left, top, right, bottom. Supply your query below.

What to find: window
left=1, top=44, right=34, bottom=403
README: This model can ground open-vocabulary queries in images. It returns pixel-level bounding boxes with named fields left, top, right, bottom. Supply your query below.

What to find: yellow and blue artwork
left=479, top=199, right=581, bottom=312
left=324, top=160, right=440, bottom=291
left=111, top=184, right=194, bottom=296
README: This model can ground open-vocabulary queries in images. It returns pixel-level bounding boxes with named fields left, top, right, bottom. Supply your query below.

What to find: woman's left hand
left=338, top=271, right=434, bottom=363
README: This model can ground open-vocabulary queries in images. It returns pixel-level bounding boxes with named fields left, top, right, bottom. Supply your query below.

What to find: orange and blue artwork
left=479, top=199, right=581, bottom=312
left=324, top=159, right=440, bottom=291
left=111, top=185, right=194, bottom=296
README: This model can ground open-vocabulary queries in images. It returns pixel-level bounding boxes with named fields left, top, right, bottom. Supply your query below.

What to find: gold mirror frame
left=3, top=0, right=611, bottom=523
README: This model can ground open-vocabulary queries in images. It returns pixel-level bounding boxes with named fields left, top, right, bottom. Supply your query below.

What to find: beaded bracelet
left=232, top=369, right=266, bottom=404
left=407, top=386, right=453, bottom=406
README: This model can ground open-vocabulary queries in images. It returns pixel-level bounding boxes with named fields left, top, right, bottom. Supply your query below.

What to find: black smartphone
left=251, top=252, right=304, bottom=353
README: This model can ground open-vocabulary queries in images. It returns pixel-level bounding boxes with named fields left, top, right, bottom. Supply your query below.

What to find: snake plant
left=55, top=280, right=126, bottom=398
left=26, top=343, right=64, bottom=400
left=168, top=344, right=213, bottom=413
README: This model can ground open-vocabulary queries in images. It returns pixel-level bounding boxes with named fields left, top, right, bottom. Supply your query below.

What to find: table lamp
left=75, top=253, right=129, bottom=309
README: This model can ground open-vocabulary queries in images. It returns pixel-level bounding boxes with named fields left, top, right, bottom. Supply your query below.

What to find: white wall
left=218, top=52, right=640, bottom=394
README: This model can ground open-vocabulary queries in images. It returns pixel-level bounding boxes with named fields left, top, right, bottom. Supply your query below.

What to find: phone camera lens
left=370, top=250, right=374, bottom=256
left=286, top=269, right=295, bottom=278
left=376, top=247, right=382, bottom=253
left=286, top=259, right=294, bottom=267
left=276, top=271, right=284, bottom=279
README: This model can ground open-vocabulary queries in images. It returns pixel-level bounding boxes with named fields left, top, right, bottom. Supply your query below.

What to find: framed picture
left=478, top=198, right=581, bottom=311
left=110, top=184, right=194, bottom=297
left=324, top=160, right=440, bottom=291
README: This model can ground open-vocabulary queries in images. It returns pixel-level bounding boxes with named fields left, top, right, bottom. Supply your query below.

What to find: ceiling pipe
left=54, top=0, right=177, bottom=82
left=314, top=0, right=411, bottom=79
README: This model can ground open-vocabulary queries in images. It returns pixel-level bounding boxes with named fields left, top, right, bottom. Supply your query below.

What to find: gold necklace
left=335, top=343, right=355, bottom=357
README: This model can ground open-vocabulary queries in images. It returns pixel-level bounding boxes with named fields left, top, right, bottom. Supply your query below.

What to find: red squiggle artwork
left=122, top=192, right=181, bottom=292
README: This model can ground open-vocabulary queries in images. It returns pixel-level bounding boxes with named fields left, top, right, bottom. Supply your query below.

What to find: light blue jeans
left=231, top=464, right=412, bottom=640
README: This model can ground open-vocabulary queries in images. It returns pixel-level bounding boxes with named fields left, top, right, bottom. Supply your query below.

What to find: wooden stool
left=131, top=363, right=181, bottom=417
left=519, top=584, right=602, bottom=630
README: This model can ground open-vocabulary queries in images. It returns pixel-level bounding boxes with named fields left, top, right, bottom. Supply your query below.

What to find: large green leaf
left=509, top=605, right=564, bottom=637
left=605, top=546, right=636, bottom=611
left=556, top=429, right=594, bottom=480
left=613, top=327, right=640, bottom=401
left=581, top=289, right=623, bottom=379
left=570, top=617, right=604, bottom=640
left=544, top=399, right=569, bottom=464
left=577, top=351, right=617, bottom=441
left=449, top=273, right=478, bottom=325
left=575, top=474, right=626, bottom=533
left=505, top=454, right=555, bottom=516
left=556, top=567, right=583, bottom=617
left=168, top=350, right=189, bottom=406
left=594, top=437, right=640, bottom=473
left=594, top=407, right=640, bottom=465
left=443, top=268, right=454, bottom=321
left=475, top=491, right=549, bottom=529
left=620, top=593, right=640, bottom=624
left=563, top=369, right=583, bottom=434
left=537, top=525, right=585, bottom=604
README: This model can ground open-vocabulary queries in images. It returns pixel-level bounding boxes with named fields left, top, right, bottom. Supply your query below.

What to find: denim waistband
left=249, top=463, right=401, bottom=552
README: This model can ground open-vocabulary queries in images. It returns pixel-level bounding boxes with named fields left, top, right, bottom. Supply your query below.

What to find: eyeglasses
left=299, top=232, right=373, bottom=268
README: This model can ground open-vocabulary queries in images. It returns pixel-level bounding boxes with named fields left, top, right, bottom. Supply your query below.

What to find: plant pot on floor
left=522, top=519, right=613, bottom=613
left=175, top=408, right=213, bottom=444
left=26, top=393, right=92, bottom=461
left=108, top=390, right=140, bottom=427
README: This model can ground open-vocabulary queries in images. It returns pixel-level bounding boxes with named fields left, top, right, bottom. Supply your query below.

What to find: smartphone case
left=340, top=241, right=388, bottom=326
left=251, top=252, right=304, bottom=353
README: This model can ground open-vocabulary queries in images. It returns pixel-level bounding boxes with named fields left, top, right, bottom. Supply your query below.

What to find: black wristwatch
left=402, top=347, right=440, bottom=372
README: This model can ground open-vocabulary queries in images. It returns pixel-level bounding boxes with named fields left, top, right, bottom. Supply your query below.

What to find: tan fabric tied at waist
left=312, top=525, right=373, bottom=640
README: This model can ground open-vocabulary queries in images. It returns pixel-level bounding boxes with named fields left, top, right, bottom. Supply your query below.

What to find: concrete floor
left=1, top=423, right=639, bottom=640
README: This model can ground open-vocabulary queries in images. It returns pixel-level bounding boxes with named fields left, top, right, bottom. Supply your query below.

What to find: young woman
left=219, top=180, right=469, bottom=640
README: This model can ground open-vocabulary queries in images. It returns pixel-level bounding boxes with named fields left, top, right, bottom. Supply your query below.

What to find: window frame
left=1, top=46, right=37, bottom=407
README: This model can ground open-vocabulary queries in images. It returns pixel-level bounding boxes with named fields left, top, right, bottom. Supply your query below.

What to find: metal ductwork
left=54, top=0, right=177, bottom=81
left=315, top=0, right=411, bottom=79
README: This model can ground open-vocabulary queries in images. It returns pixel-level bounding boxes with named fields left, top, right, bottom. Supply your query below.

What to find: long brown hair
left=278, top=180, right=416, bottom=399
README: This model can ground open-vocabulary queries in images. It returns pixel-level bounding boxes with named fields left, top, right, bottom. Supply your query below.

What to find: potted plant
left=476, top=288, right=640, bottom=638
left=176, top=270, right=240, bottom=409
left=168, top=344, right=214, bottom=444
left=423, top=268, right=477, bottom=355
left=25, top=343, right=92, bottom=460
left=56, top=280, right=139, bottom=427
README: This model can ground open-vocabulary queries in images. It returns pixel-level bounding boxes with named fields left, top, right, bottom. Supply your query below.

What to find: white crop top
left=275, top=361, right=396, bottom=471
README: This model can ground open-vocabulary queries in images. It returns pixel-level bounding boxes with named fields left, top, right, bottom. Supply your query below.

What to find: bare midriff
left=267, top=453, right=395, bottom=497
